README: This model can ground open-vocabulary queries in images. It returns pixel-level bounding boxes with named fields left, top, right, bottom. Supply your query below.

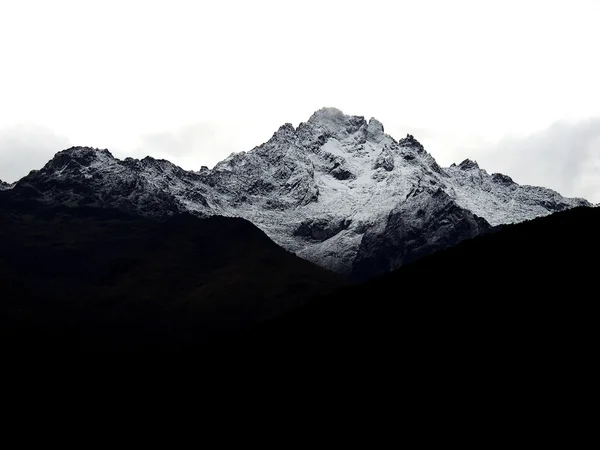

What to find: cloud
left=133, top=120, right=276, bottom=171
left=442, top=119, right=600, bottom=204
left=0, top=124, right=71, bottom=183
left=137, top=122, right=219, bottom=159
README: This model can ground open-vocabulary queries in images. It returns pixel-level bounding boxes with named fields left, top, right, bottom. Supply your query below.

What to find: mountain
left=0, top=198, right=343, bottom=350
left=0, top=180, right=12, bottom=191
left=5, top=107, right=590, bottom=279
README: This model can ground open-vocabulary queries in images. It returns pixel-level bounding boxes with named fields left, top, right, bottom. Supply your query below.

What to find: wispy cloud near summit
left=0, top=124, right=70, bottom=183
left=471, top=119, right=600, bottom=203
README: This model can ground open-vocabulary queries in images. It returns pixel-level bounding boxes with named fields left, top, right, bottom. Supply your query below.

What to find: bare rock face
left=351, top=188, right=490, bottom=281
left=5, top=108, right=591, bottom=280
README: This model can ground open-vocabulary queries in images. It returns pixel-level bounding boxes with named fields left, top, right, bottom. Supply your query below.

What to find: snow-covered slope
left=7, top=107, right=591, bottom=279
left=445, top=159, right=585, bottom=226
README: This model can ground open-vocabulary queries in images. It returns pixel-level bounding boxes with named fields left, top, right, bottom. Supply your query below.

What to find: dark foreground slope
left=245, top=206, right=599, bottom=364
left=0, top=199, right=343, bottom=350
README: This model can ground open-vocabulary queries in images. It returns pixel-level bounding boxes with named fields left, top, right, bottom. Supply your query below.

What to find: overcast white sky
left=0, top=0, right=599, bottom=201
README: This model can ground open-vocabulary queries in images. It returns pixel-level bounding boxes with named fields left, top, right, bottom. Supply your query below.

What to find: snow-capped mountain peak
left=4, top=108, right=591, bottom=279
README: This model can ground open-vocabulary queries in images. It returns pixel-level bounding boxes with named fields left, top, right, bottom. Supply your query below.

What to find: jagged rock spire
left=457, top=159, right=479, bottom=170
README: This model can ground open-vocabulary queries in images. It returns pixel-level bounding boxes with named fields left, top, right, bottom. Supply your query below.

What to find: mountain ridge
left=4, top=107, right=590, bottom=279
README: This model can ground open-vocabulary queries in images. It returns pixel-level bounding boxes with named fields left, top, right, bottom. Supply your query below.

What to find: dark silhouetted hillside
left=244, top=206, right=599, bottom=368
left=0, top=199, right=344, bottom=350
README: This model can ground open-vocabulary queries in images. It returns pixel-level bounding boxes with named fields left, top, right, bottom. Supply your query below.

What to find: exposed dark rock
left=320, top=151, right=355, bottom=180
left=373, top=149, right=395, bottom=171
left=398, top=134, right=425, bottom=151
left=458, top=159, right=480, bottom=170
left=294, top=217, right=352, bottom=241
left=351, top=189, right=491, bottom=282
left=492, top=173, right=516, bottom=185
left=331, top=167, right=354, bottom=180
